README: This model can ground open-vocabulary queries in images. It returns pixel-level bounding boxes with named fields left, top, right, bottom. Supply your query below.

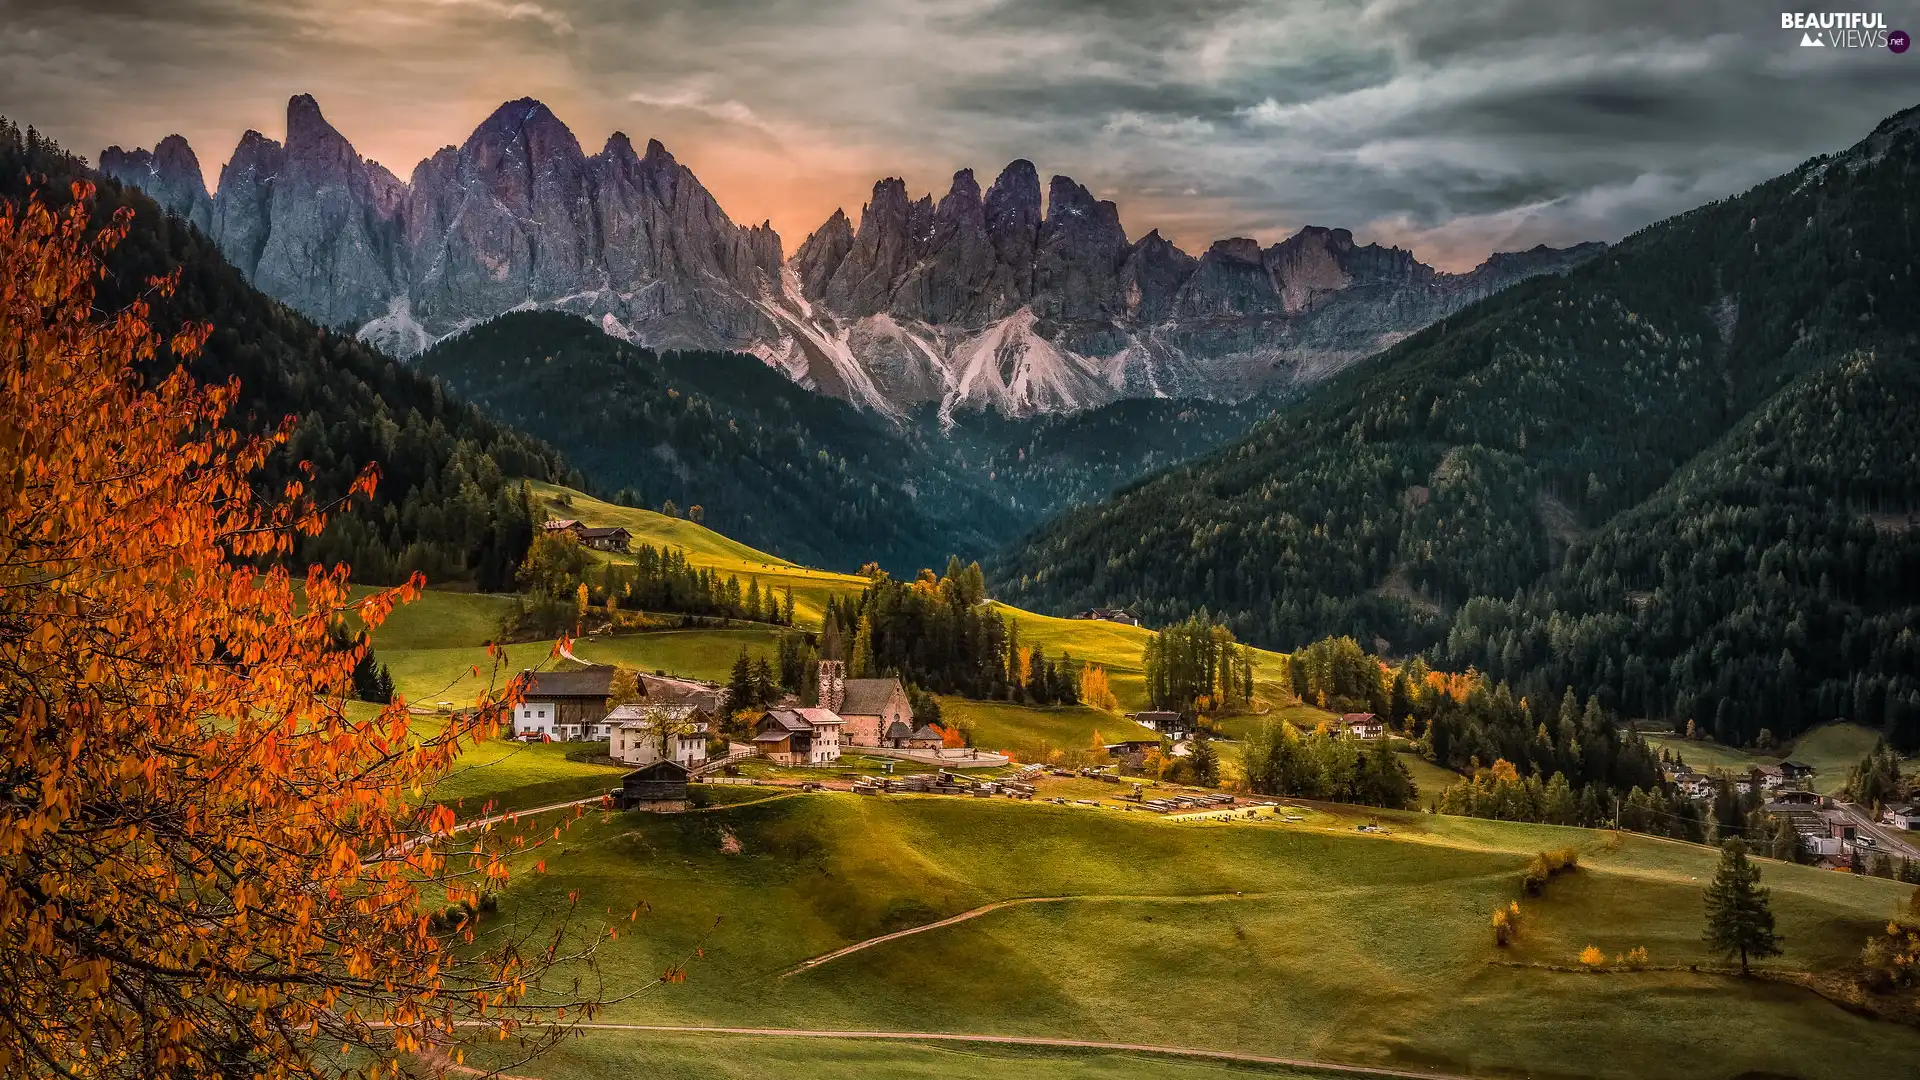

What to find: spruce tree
left=1703, top=839, right=1783, bottom=975
left=1187, top=736, right=1220, bottom=787
left=726, top=649, right=756, bottom=716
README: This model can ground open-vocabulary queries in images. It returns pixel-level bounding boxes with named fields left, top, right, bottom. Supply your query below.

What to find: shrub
left=1624, top=946, right=1650, bottom=969
left=1492, top=907, right=1511, bottom=946
left=1579, top=945, right=1607, bottom=969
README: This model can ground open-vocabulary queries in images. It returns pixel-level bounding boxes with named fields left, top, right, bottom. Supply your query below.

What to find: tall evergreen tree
left=1704, top=839, right=1783, bottom=975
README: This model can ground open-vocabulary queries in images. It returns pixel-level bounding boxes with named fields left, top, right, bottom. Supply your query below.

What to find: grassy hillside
left=528, top=480, right=868, bottom=629
left=1644, top=723, right=1891, bottom=797
left=481, top=793, right=1920, bottom=1080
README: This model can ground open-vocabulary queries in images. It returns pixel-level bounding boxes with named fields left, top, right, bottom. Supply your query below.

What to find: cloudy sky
left=2, top=0, right=1914, bottom=268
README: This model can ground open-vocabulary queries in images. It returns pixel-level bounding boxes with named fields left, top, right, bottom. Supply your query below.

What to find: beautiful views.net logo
left=1780, top=11, right=1908, bottom=50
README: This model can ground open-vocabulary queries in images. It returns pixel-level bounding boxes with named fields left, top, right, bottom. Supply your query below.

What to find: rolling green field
left=475, top=793, right=1920, bottom=1080
left=1644, top=723, right=1889, bottom=796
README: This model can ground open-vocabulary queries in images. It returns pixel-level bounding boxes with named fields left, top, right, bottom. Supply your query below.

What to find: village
left=502, top=652, right=1316, bottom=820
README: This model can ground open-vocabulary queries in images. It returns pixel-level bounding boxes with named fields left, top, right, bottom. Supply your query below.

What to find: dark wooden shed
left=620, top=760, right=690, bottom=810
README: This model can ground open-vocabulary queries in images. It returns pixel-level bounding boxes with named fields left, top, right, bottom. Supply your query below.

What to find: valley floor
left=463, top=792, right=1920, bottom=1080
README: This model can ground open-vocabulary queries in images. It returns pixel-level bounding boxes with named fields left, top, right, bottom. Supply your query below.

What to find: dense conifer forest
left=996, top=105, right=1920, bottom=748
left=0, top=119, right=579, bottom=590
left=417, top=312, right=1276, bottom=575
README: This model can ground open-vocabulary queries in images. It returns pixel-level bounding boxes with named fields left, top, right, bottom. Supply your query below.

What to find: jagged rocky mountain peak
left=103, top=97, right=1603, bottom=418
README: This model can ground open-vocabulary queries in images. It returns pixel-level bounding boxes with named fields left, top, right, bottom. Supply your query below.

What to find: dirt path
left=781, top=891, right=1276, bottom=977
left=449, top=1023, right=1474, bottom=1080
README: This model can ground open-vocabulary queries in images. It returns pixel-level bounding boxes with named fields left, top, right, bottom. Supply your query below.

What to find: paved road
left=447, top=1022, right=1475, bottom=1080
left=1833, top=800, right=1920, bottom=860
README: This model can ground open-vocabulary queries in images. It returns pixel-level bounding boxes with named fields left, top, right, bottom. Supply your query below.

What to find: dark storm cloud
left=0, top=0, right=1913, bottom=267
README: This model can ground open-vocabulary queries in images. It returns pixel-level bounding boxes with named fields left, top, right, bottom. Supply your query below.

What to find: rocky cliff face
left=103, top=95, right=1600, bottom=417
left=99, top=134, right=214, bottom=236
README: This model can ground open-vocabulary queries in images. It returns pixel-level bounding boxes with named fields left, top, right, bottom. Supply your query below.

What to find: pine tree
left=850, top=615, right=875, bottom=679
left=726, top=649, right=756, bottom=715
left=1703, top=839, right=1783, bottom=975
left=1188, top=736, right=1220, bottom=787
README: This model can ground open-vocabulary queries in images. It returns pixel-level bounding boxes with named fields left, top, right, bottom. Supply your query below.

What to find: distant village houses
left=1068, top=608, right=1140, bottom=627
left=540, top=518, right=631, bottom=552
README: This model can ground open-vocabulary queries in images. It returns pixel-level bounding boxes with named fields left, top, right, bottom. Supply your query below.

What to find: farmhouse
left=511, top=666, right=615, bottom=740
left=618, top=760, right=689, bottom=810
left=538, top=518, right=630, bottom=552
left=607, top=703, right=711, bottom=768
left=754, top=707, right=844, bottom=765
left=1339, top=713, right=1386, bottom=740
left=1778, top=760, right=1818, bottom=786
left=1130, top=710, right=1192, bottom=739
left=576, top=526, right=631, bottom=552
left=1069, top=608, right=1140, bottom=626
left=1673, top=772, right=1716, bottom=800
left=819, top=661, right=913, bottom=747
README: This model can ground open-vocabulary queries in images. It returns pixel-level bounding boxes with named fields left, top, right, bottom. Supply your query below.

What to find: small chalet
left=607, top=703, right=712, bottom=768
left=1130, top=711, right=1191, bottom=739
left=1778, top=760, right=1818, bottom=785
left=1069, top=608, right=1140, bottom=626
left=1752, top=764, right=1787, bottom=792
left=1338, top=713, right=1386, bottom=740
left=819, top=661, right=913, bottom=747
left=882, top=719, right=945, bottom=750
left=618, top=760, right=689, bottom=810
left=753, top=707, right=844, bottom=765
left=577, top=526, right=631, bottom=553
left=512, top=666, right=615, bottom=740
left=538, top=519, right=630, bottom=552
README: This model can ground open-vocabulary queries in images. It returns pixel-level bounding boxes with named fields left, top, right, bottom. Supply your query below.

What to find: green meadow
left=475, top=793, right=1920, bottom=1080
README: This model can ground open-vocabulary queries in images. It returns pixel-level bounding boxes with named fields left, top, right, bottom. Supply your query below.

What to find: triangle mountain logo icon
left=1800, top=31, right=1825, bottom=46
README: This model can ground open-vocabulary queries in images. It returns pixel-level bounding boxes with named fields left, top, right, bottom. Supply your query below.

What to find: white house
left=511, top=667, right=616, bottom=741
left=608, top=703, right=711, bottom=768
left=1884, top=805, right=1920, bottom=831
left=1339, top=713, right=1386, bottom=740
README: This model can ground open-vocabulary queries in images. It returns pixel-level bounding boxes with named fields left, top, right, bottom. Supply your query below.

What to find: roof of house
left=608, top=703, right=709, bottom=730
left=760, top=708, right=813, bottom=733
left=577, top=526, right=631, bottom=540
left=639, top=672, right=726, bottom=710
left=624, top=760, right=689, bottom=782
left=1780, top=760, right=1815, bottom=771
left=1755, top=764, right=1784, bottom=776
left=1340, top=712, right=1380, bottom=725
left=523, top=666, right=615, bottom=699
left=1132, top=711, right=1181, bottom=725
left=753, top=729, right=793, bottom=744
left=542, top=519, right=581, bottom=530
left=910, top=724, right=943, bottom=741
left=795, top=707, right=844, bottom=727
left=1105, top=739, right=1161, bottom=752
left=885, top=720, right=914, bottom=740
left=838, top=678, right=906, bottom=717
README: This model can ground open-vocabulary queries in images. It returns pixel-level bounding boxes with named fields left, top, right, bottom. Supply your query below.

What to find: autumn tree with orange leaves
left=0, top=186, right=615, bottom=1078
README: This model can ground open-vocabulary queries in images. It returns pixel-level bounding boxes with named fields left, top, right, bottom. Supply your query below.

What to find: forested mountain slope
left=995, top=104, right=1920, bottom=747
left=418, top=311, right=1275, bottom=573
left=414, top=310, right=1006, bottom=573
left=0, top=119, right=581, bottom=589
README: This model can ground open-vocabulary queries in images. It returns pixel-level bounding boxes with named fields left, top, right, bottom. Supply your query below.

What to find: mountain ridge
left=100, top=94, right=1602, bottom=418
